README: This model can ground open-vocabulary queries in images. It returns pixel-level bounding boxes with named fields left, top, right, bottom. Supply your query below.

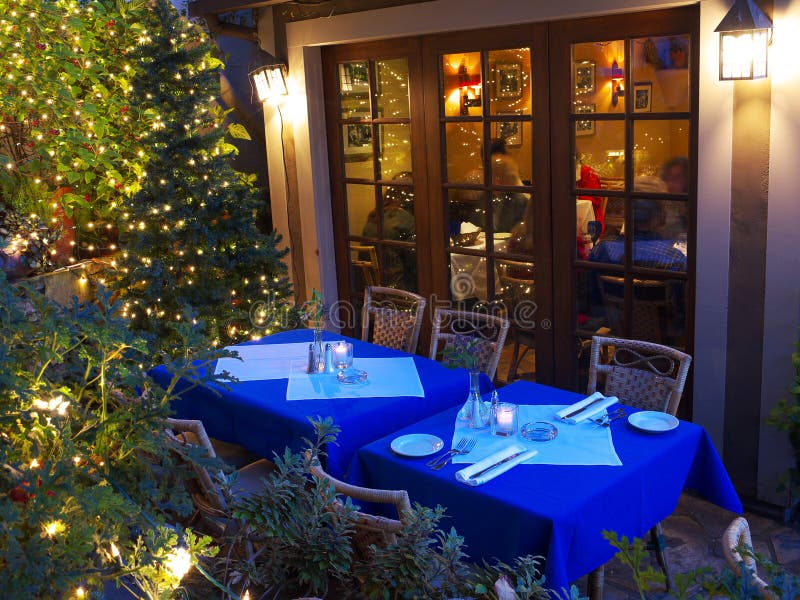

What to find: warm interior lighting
left=249, top=47, right=288, bottom=102
left=457, top=58, right=481, bottom=114
left=715, top=0, right=773, bottom=80
left=610, top=60, right=624, bottom=106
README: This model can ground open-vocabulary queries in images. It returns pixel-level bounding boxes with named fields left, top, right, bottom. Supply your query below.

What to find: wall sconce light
left=458, top=58, right=482, bottom=115
left=715, top=0, right=773, bottom=80
left=610, top=60, right=624, bottom=106
left=249, top=47, right=288, bottom=103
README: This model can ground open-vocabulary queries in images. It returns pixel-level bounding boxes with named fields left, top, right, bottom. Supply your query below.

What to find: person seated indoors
left=362, top=173, right=416, bottom=289
left=589, top=176, right=686, bottom=272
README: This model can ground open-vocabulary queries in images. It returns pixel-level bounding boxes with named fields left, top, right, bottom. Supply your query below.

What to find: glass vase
left=312, top=326, right=325, bottom=372
left=457, top=369, right=489, bottom=429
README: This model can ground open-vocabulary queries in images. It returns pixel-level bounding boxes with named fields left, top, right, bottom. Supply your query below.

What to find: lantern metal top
left=715, top=0, right=772, bottom=33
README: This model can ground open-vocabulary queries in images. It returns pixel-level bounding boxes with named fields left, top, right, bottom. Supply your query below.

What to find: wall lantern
left=610, top=59, right=624, bottom=106
left=715, top=0, right=773, bottom=80
left=249, top=48, right=288, bottom=103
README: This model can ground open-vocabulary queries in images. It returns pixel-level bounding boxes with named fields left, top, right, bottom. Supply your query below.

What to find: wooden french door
left=322, top=6, right=698, bottom=398
left=549, top=6, right=699, bottom=412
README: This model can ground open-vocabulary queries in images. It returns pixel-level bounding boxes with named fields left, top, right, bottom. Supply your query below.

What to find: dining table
left=350, top=380, right=742, bottom=598
left=149, top=329, right=482, bottom=479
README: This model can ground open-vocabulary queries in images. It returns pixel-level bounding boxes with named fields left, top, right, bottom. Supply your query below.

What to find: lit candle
left=334, top=342, right=351, bottom=369
left=494, top=402, right=518, bottom=437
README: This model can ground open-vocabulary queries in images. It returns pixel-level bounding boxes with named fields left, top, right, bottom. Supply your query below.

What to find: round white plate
left=390, top=434, right=444, bottom=457
left=494, top=232, right=512, bottom=240
left=628, top=411, right=679, bottom=433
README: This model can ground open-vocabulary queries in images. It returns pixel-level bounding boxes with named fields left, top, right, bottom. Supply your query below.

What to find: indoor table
left=150, top=329, right=479, bottom=479
left=351, top=380, right=742, bottom=597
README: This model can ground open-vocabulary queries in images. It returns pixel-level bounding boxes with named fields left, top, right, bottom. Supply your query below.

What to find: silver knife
left=563, top=397, right=605, bottom=420
left=468, top=451, right=526, bottom=480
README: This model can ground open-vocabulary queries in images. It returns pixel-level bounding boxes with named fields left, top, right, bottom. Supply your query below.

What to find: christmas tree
left=112, top=0, right=294, bottom=354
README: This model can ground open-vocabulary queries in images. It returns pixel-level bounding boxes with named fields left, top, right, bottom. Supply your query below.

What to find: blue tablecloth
left=150, top=329, right=477, bottom=479
left=351, top=381, right=742, bottom=597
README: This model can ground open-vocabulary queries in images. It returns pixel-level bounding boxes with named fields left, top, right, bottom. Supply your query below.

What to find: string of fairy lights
left=1, top=0, right=291, bottom=346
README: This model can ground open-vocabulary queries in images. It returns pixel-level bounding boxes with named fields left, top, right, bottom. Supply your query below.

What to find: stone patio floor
left=578, top=492, right=800, bottom=599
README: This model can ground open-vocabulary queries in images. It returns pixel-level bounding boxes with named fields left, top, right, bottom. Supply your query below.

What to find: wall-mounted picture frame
left=339, top=61, right=369, bottom=94
left=574, top=60, right=596, bottom=94
left=343, top=110, right=383, bottom=162
left=494, top=112, right=523, bottom=147
left=494, top=62, right=523, bottom=99
left=575, top=103, right=595, bottom=137
left=633, top=81, right=653, bottom=113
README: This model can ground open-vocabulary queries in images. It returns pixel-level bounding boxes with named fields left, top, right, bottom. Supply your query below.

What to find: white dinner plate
left=390, top=434, right=444, bottom=457
left=628, top=411, right=679, bottom=433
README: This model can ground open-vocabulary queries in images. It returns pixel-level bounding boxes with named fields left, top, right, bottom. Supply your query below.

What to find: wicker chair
left=165, top=418, right=275, bottom=529
left=307, top=451, right=411, bottom=559
left=351, top=243, right=381, bottom=287
left=498, top=260, right=535, bottom=382
left=723, top=517, right=774, bottom=599
left=429, top=308, right=510, bottom=380
left=587, top=336, right=692, bottom=416
left=598, top=275, right=671, bottom=344
left=586, top=336, right=692, bottom=598
left=361, top=286, right=426, bottom=354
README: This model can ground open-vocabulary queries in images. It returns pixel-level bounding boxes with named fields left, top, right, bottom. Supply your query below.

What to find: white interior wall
left=266, top=0, right=735, bottom=451
left=759, top=0, right=800, bottom=505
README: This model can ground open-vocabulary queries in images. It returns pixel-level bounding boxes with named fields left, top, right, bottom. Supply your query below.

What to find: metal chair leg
left=588, top=565, right=604, bottom=600
left=649, top=522, right=674, bottom=591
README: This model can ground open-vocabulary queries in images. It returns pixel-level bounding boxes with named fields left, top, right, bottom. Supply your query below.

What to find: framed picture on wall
left=494, top=112, right=523, bottom=147
left=344, top=110, right=382, bottom=162
left=575, top=103, right=595, bottom=137
left=573, top=60, right=595, bottom=94
left=494, top=62, right=523, bottom=99
left=633, top=81, right=653, bottom=112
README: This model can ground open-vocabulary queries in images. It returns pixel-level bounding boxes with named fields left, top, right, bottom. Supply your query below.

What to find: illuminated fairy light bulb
left=75, top=587, right=85, bottom=598
left=30, top=458, right=40, bottom=469
left=44, top=520, right=65, bottom=537
left=110, top=542, right=120, bottom=558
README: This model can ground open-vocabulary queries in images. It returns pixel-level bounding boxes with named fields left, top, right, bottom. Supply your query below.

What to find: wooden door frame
left=322, top=39, right=429, bottom=337
left=420, top=23, right=554, bottom=384
left=548, top=6, right=700, bottom=411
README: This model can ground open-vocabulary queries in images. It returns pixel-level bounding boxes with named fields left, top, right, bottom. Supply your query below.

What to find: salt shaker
left=323, top=343, right=335, bottom=373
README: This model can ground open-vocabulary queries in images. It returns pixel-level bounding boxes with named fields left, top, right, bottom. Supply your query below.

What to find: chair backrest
left=587, top=336, right=691, bottom=416
left=598, top=275, right=670, bottom=344
left=498, top=260, right=535, bottom=331
left=307, top=452, right=411, bottom=558
left=722, top=517, right=773, bottom=599
left=361, top=286, right=426, bottom=354
left=164, top=418, right=229, bottom=517
left=429, top=308, right=510, bottom=380
left=350, top=244, right=381, bottom=287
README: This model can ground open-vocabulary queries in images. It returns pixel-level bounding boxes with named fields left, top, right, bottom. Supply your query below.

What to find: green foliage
left=0, top=0, right=151, bottom=251
left=109, top=0, right=294, bottom=355
left=766, top=334, right=800, bottom=523
left=604, top=529, right=800, bottom=600
left=602, top=530, right=665, bottom=600
left=0, top=272, right=227, bottom=598
left=442, top=334, right=481, bottom=372
left=225, top=418, right=553, bottom=600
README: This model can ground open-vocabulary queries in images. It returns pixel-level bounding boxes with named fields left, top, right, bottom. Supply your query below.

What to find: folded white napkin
left=555, top=392, right=619, bottom=424
left=455, top=444, right=538, bottom=486
left=460, top=221, right=479, bottom=234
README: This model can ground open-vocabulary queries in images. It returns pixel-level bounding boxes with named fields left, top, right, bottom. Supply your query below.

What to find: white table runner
left=286, top=357, right=424, bottom=401
left=213, top=342, right=315, bottom=381
left=451, top=404, right=622, bottom=466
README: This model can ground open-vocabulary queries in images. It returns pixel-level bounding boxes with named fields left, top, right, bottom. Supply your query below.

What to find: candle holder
left=492, top=402, right=518, bottom=437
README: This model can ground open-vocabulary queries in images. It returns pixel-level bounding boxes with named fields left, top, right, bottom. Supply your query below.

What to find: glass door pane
left=569, top=32, right=694, bottom=392
left=441, top=47, right=535, bottom=382
left=336, top=57, right=417, bottom=322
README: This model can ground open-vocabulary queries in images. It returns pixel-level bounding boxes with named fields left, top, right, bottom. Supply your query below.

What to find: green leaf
left=227, top=123, right=251, bottom=140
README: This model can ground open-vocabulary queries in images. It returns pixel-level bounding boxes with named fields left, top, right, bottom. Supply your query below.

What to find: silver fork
left=426, top=437, right=468, bottom=467
left=594, top=408, right=626, bottom=428
left=431, top=437, right=477, bottom=470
